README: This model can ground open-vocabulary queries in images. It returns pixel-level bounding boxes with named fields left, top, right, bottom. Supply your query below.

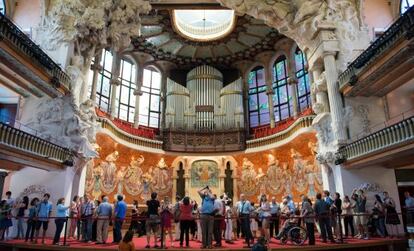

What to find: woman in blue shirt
left=53, top=198, right=69, bottom=245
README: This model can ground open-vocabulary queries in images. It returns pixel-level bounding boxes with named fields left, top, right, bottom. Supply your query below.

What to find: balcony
left=338, top=6, right=414, bottom=97
left=337, top=115, right=414, bottom=168
left=0, top=12, right=70, bottom=96
left=0, top=121, right=74, bottom=170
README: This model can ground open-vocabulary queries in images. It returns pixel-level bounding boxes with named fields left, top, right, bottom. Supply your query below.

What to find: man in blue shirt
left=314, top=193, right=334, bottom=243
left=198, top=186, right=215, bottom=249
left=34, top=193, right=52, bottom=244
left=237, top=193, right=253, bottom=248
left=405, top=191, right=414, bottom=224
left=113, top=194, right=127, bottom=243
left=96, top=196, right=112, bottom=244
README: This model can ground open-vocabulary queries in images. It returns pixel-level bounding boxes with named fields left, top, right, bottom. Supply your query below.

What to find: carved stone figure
left=21, top=96, right=97, bottom=158
left=291, top=149, right=308, bottom=192
left=116, top=165, right=127, bottom=196
left=141, top=167, right=153, bottom=201
left=92, top=163, right=103, bottom=200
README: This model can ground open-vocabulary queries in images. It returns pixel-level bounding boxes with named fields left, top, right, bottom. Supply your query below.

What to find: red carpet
left=0, top=236, right=407, bottom=250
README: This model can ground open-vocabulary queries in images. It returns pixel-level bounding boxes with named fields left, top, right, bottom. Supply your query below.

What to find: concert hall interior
left=0, top=0, right=414, bottom=250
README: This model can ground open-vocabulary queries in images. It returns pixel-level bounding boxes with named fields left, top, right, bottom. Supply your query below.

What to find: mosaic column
left=133, top=67, right=144, bottom=128
left=262, top=65, right=275, bottom=128
left=109, top=52, right=121, bottom=118
left=89, top=51, right=102, bottom=104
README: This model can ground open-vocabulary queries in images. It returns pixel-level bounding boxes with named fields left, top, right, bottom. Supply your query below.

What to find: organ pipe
left=165, top=65, right=244, bottom=131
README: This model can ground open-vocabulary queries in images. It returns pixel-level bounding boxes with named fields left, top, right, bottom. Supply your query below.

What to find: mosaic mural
left=85, top=132, right=322, bottom=203
left=190, top=160, right=219, bottom=188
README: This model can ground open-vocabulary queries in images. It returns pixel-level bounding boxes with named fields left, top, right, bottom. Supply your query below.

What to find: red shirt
left=179, top=203, right=193, bottom=221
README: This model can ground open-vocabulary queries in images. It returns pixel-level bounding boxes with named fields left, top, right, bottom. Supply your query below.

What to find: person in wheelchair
left=275, top=199, right=299, bottom=240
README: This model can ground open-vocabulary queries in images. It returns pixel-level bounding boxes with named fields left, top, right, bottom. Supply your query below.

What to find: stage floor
left=0, top=237, right=407, bottom=251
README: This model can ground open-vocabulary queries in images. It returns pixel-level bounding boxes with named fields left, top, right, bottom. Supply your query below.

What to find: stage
left=0, top=237, right=407, bottom=251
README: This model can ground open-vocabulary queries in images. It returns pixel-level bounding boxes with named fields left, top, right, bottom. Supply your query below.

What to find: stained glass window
left=248, top=66, right=269, bottom=127
left=294, top=47, right=311, bottom=112
left=139, top=68, right=161, bottom=128
left=401, top=0, right=414, bottom=14
left=272, top=55, right=292, bottom=122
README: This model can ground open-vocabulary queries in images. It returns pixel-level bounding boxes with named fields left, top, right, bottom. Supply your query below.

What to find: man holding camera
left=198, top=186, right=215, bottom=249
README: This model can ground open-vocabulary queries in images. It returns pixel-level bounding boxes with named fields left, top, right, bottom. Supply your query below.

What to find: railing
left=0, top=12, right=71, bottom=90
left=338, top=5, right=414, bottom=90
left=338, top=116, right=414, bottom=161
left=0, top=122, right=73, bottom=164
left=251, top=108, right=313, bottom=139
left=246, top=115, right=315, bottom=149
left=96, top=109, right=158, bottom=139
left=99, top=118, right=163, bottom=150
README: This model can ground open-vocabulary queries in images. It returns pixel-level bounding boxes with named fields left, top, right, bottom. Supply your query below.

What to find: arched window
left=116, top=59, right=136, bottom=123
left=401, top=0, right=414, bottom=14
left=95, top=50, right=113, bottom=112
left=294, top=47, right=311, bottom=111
left=248, top=66, right=269, bottom=127
left=272, top=55, right=292, bottom=121
left=139, top=68, right=161, bottom=128
left=0, top=0, right=5, bottom=15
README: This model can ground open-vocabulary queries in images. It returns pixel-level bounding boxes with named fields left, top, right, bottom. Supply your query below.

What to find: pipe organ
left=166, top=65, right=244, bottom=131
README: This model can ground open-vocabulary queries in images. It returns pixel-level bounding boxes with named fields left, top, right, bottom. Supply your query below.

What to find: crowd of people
left=0, top=188, right=412, bottom=250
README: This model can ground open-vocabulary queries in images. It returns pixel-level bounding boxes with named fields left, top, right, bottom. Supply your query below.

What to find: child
left=25, top=197, right=39, bottom=242
left=119, top=230, right=135, bottom=251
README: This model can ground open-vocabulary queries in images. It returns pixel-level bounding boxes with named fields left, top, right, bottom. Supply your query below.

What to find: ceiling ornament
left=217, top=0, right=366, bottom=72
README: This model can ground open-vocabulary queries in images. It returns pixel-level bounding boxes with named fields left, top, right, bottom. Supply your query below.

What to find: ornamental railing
left=338, top=116, right=414, bottom=161
left=246, top=115, right=315, bottom=149
left=99, top=118, right=163, bottom=150
left=338, top=5, right=414, bottom=90
left=0, top=12, right=71, bottom=90
left=0, top=122, right=73, bottom=164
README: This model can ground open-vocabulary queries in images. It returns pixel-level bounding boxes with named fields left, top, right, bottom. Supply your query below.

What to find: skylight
left=172, top=9, right=236, bottom=42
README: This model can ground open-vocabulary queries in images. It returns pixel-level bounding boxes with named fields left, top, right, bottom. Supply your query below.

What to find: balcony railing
left=246, top=115, right=315, bottom=149
left=0, top=12, right=71, bottom=90
left=338, top=5, right=414, bottom=90
left=0, top=122, right=73, bottom=164
left=338, top=116, right=414, bottom=161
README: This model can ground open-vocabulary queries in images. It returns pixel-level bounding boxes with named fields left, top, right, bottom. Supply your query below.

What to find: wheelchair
left=278, top=222, right=308, bottom=246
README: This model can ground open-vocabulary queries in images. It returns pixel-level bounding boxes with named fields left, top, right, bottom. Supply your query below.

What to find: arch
left=244, top=61, right=265, bottom=82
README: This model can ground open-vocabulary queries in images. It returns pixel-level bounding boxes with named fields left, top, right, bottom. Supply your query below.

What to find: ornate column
left=89, top=51, right=103, bottom=104
left=265, top=69, right=276, bottom=128
left=133, top=66, right=144, bottom=128
left=288, top=56, right=299, bottom=118
left=109, top=51, right=121, bottom=118
left=323, top=51, right=347, bottom=142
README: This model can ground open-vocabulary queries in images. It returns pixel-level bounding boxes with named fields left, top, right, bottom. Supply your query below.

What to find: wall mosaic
left=85, top=132, right=322, bottom=204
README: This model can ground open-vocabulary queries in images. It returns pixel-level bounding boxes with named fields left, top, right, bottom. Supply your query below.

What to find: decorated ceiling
left=131, top=10, right=284, bottom=68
